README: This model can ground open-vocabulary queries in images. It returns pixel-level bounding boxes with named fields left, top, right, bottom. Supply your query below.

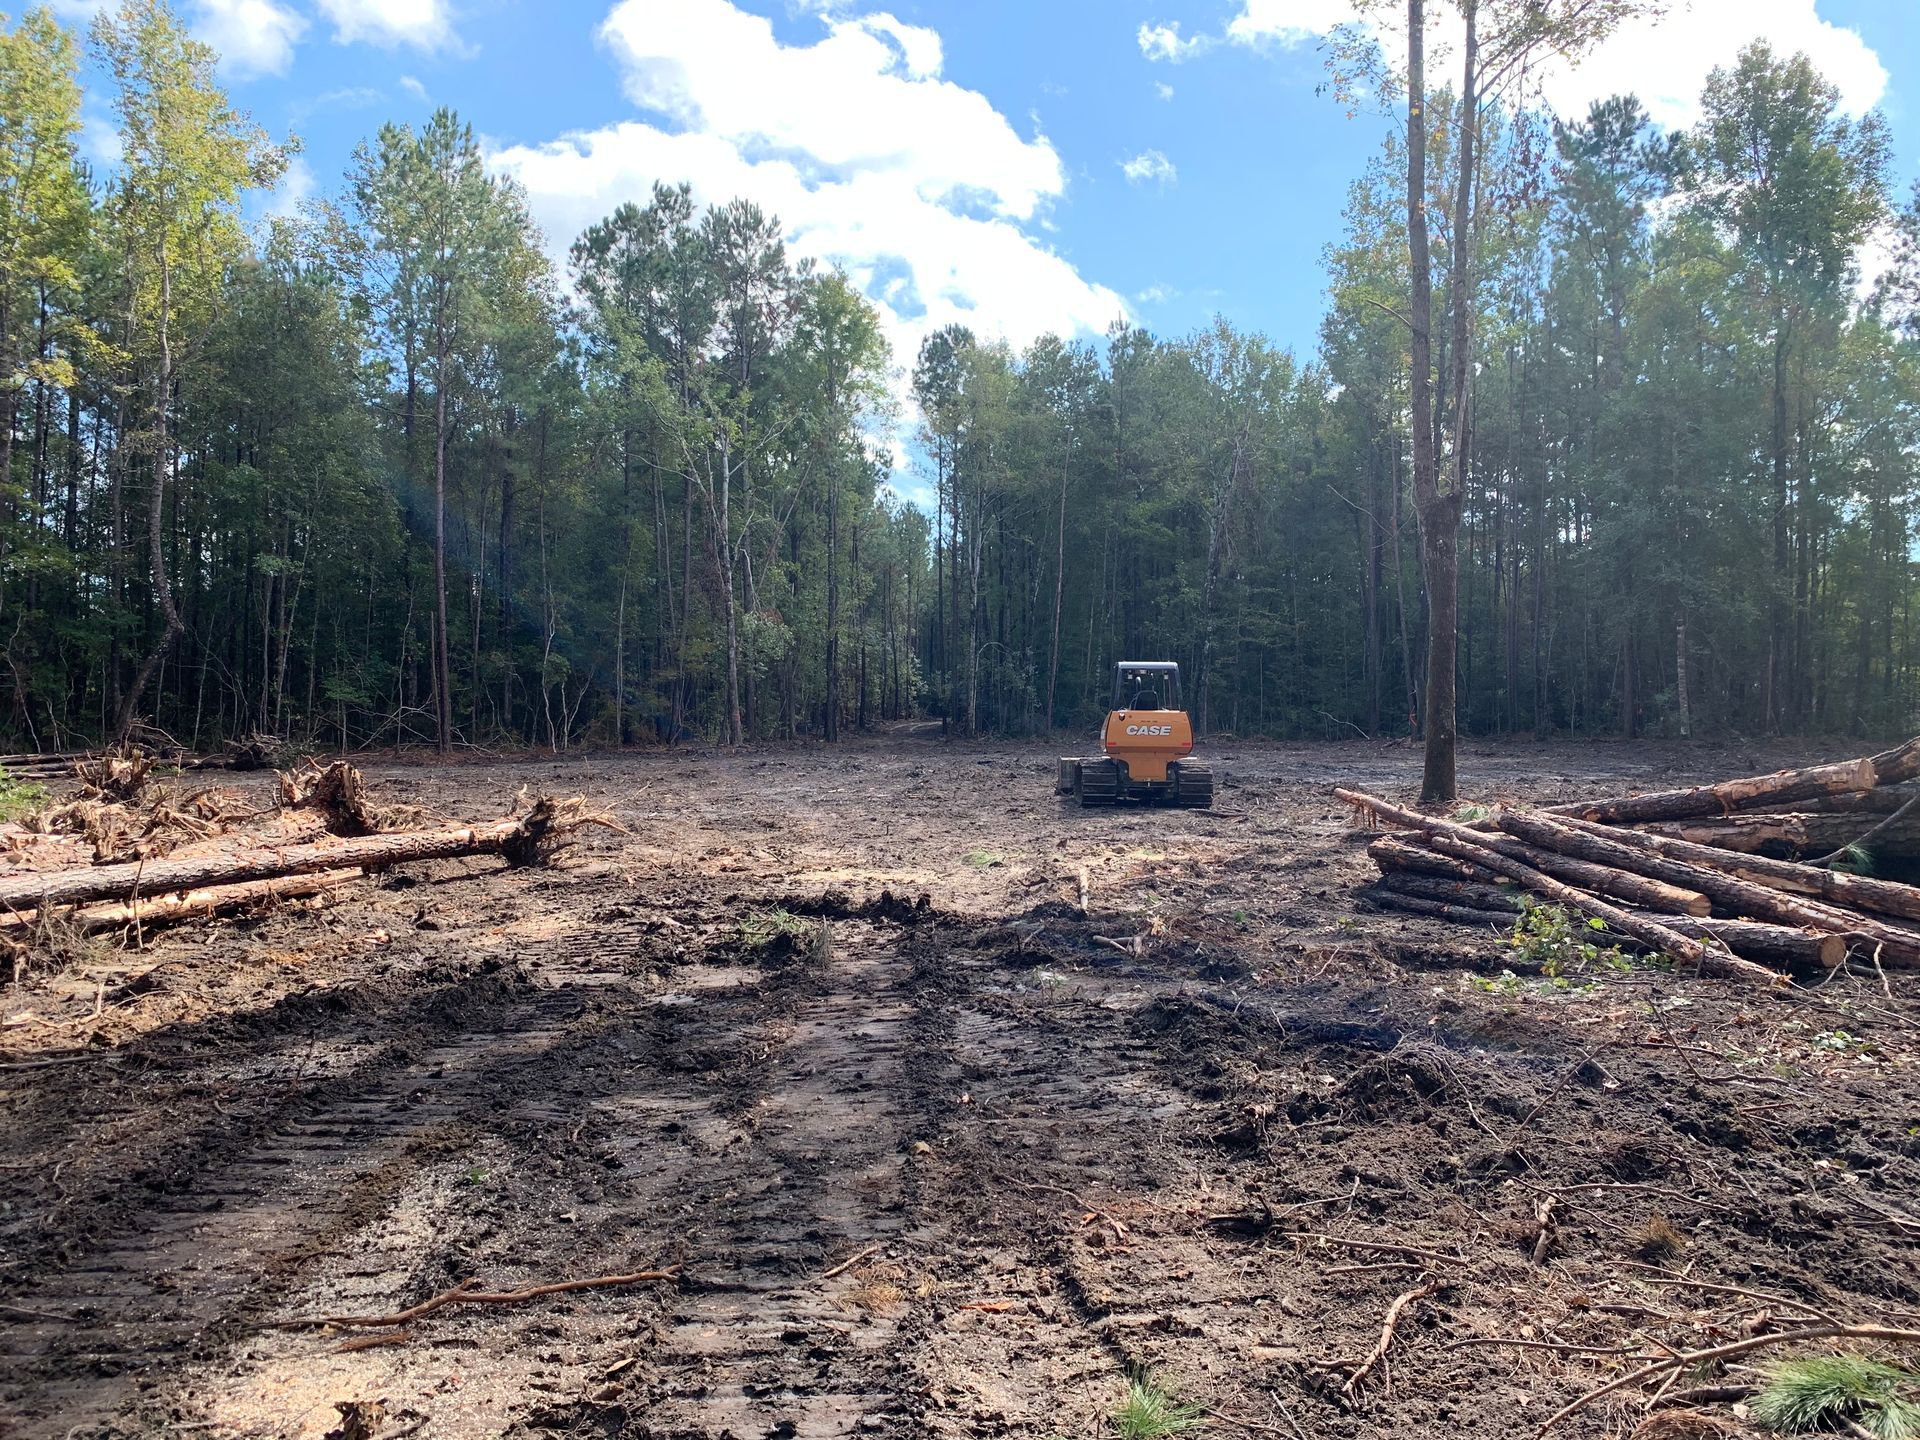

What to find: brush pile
left=0, top=755, right=615, bottom=975
left=1339, top=738, right=1920, bottom=986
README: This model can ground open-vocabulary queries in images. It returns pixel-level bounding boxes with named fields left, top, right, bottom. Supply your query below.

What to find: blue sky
left=57, top=0, right=1920, bottom=467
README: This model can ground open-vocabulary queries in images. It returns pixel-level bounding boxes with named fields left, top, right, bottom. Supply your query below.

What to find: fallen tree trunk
left=1357, top=885, right=1518, bottom=929
left=1745, top=785, right=1920, bottom=817
left=1372, top=872, right=1522, bottom=912
left=0, top=798, right=591, bottom=912
left=1, top=868, right=362, bottom=936
left=1498, top=811, right=1920, bottom=968
left=1369, top=834, right=1499, bottom=883
left=1549, top=756, right=1874, bottom=825
left=1334, top=789, right=1744, bottom=977
left=1367, top=869, right=1846, bottom=971
left=1548, top=738, right=1920, bottom=826
left=1639, top=811, right=1920, bottom=860
left=1624, top=913, right=1848, bottom=971
left=1547, top=813, right=1920, bottom=929
left=1362, top=817, right=1711, bottom=916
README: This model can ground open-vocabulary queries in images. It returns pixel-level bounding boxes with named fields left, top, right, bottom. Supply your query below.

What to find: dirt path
left=2, top=737, right=1916, bottom=1439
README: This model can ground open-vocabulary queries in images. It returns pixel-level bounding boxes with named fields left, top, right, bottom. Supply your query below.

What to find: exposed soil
left=3, top=734, right=1917, bottom=1440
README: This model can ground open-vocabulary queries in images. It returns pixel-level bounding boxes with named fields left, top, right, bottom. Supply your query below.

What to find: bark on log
left=1, top=869, right=362, bottom=935
left=1359, top=816, right=1711, bottom=916
left=1418, top=832, right=1787, bottom=980
left=1746, top=786, right=1920, bottom=817
left=1869, top=736, right=1920, bottom=786
left=1498, top=811, right=1920, bottom=968
left=1368, top=835, right=1501, bottom=883
left=0, top=806, right=573, bottom=913
left=1548, top=737, right=1920, bottom=826
left=1549, top=756, right=1877, bottom=824
left=1357, top=886, right=1519, bottom=929
left=1638, top=811, right=1920, bottom=860
left=1618, top=913, right=1847, bottom=971
left=1548, top=813, right=1920, bottom=929
left=1333, top=789, right=1745, bottom=977
left=1366, top=877, right=1843, bottom=971
left=1372, top=871, right=1523, bottom=911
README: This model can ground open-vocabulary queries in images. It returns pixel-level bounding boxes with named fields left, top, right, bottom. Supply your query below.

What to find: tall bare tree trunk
left=1404, top=0, right=1447, bottom=799
left=432, top=362, right=453, bottom=755
left=1046, top=434, right=1070, bottom=730
left=116, top=258, right=185, bottom=742
left=1675, top=613, right=1691, bottom=738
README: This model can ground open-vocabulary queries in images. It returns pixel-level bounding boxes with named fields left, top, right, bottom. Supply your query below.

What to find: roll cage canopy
left=1112, top=661, right=1181, bottom=712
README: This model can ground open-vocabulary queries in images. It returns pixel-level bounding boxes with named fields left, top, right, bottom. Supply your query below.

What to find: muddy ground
left=2, top=733, right=1917, bottom=1440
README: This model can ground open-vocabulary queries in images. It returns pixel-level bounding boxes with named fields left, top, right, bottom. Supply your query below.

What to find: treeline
left=2, top=1, right=1917, bottom=751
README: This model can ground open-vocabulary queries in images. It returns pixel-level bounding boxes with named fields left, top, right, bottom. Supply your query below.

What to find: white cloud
left=1137, top=21, right=1213, bottom=63
left=1216, top=0, right=1887, bottom=127
left=79, top=111, right=121, bottom=168
left=1121, top=149, right=1177, bottom=185
left=492, top=0, right=1125, bottom=449
left=317, top=0, right=458, bottom=53
left=1154, top=81, right=1175, bottom=100
left=1225, top=0, right=1358, bottom=49
left=194, top=0, right=306, bottom=78
left=839, top=10, right=942, bottom=79
left=265, top=154, right=316, bottom=218
left=1855, top=220, right=1899, bottom=302
left=1534, top=0, right=1887, bottom=126
left=1135, top=282, right=1176, bottom=304
left=400, top=74, right=430, bottom=101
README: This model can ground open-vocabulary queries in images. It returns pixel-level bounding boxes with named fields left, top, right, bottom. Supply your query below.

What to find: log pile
left=1341, top=738, right=1920, bottom=985
left=2, top=761, right=614, bottom=973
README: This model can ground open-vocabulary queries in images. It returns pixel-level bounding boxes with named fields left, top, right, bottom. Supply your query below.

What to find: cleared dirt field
left=2, top=734, right=1917, bottom=1440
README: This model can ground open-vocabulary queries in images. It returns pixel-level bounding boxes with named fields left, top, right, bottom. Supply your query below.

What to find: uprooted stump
left=279, top=760, right=428, bottom=836
left=73, top=751, right=153, bottom=804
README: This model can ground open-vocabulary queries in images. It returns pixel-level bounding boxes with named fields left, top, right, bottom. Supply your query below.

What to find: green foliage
left=0, top=766, right=46, bottom=821
left=1112, top=1373, right=1202, bottom=1440
left=1751, top=1354, right=1920, bottom=1438
left=1506, top=902, right=1633, bottom=978
left=962, top=849, right=1005, bottom=868
left=0, top=10, right=1916, bottom=762
left=1828, top=844, right=1877, bottom=877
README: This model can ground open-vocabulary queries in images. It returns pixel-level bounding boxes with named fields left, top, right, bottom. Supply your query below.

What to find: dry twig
left=276, top=1266, right=681, bottom=1330
left=1342, top=1276, right=1439, bottom=1401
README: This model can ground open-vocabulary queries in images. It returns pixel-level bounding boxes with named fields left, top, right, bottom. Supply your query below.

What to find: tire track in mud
left=0, top=899, right=949, bottom=1438
left=0, top=975, right=602, bottom=1431
left=581, top=919, right=926, bottom=1438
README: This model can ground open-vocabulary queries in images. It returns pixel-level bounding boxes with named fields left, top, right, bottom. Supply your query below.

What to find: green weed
left=963, top=849, right=1006, bottom=868
left=1507, top=901, right=1632, bottom=978
left=1751, top=1354, right=1920, bottom=1438
left=1112, top=1372, right=1202, bottom=1440
left=0, top=767, right=47, bottom=823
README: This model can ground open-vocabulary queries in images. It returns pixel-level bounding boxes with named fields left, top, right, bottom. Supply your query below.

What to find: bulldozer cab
left=1113, top=661, right=1181, bottom=713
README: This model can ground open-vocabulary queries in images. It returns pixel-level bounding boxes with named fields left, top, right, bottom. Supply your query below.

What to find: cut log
left=1368, top=835, right=1502, bottom=883
left=1, top=869, right=362, bottom=936
left=1638, top=811, right=1920, bottom=861
left=1745, top=786, right=1920, bottom=817
left=1421, top=832, right=1790, bottom=981
left=1364, top=880, right=1844, bottom=971
left=1357, top=886, right=1519, bottom=929
left=0, top=797, right=596, bottom=913
left=1333, top=789, right=1747, bottom=978
left=1547, top=813, right=1920, bottom=929
left=1549, top=756, right=1878, bottom=825
left=1869, top=736, right=1920, bottom=787
left=1497, top=811, right=1920, bottom=968
left=1357, top=814, right=1710, bottom=916
left=1372, top=872, right=1523, bottom=912
left=1619, top=913, right=1848, bottom=971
